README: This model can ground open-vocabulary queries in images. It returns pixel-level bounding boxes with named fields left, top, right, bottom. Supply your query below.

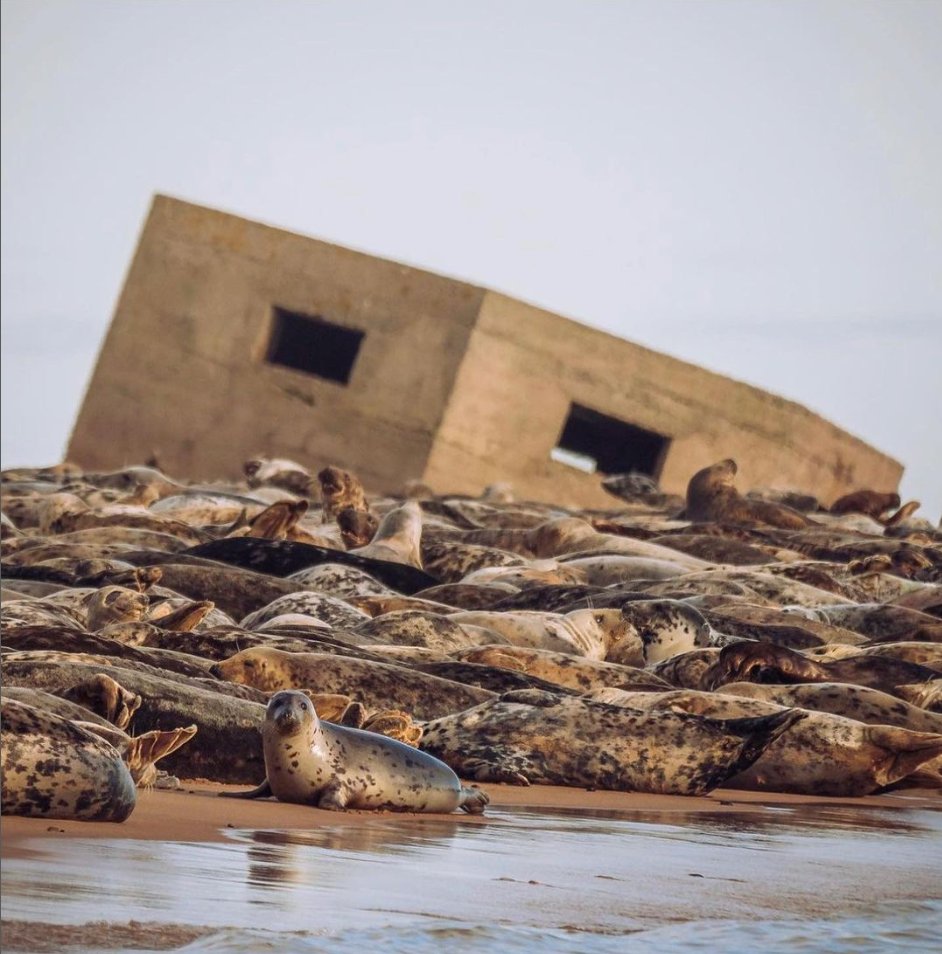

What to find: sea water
left=2, top=803, right=940, bottom=952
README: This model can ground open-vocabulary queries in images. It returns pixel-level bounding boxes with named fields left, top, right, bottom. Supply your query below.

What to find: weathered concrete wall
left=69, top=195, right=902, bottom=507
left=68, top=196, right=484, bottom=490
left=423, top=292, right=903, bottom=507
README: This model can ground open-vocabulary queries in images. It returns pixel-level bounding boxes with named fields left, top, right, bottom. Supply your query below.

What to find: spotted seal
left=716, top=682, right=942, bottom=734
left=240, top=591, right=370, bottom=630
left=1, top=697, right=137, bottom=821
left=451, top=644, right=673, bottom=692
left=703, top=642, right=941, bottom=699
left=86, top=586, right=150, bottom=630
left=585, top=687, right=942, bottom=796
left=419, top=689, right=802, bottom=795
left=445, top=608, right=643, bottom=662
left=222, top=690, right=488, bottom=813
left=619, top=599, right=743, bottom=664
left=209, top=646, right=494, bottom=719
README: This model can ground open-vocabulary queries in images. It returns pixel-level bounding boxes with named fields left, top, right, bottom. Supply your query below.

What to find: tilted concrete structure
left=68, top=195, right=902, bottom=507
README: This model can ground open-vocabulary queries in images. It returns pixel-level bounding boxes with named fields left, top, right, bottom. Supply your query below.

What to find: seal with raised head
left=685, top=459, right=811, bottom=529
left=317, top=466, right=370, bottom=522
left=223, top=690, right=488, bottom=814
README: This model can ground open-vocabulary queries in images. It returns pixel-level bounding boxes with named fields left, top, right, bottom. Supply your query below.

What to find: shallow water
left=3, top=803, right=941, bottom=952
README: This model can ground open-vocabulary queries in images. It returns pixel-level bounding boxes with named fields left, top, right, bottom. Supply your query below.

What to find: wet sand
left=3, top=780, right=939, bottom=852
left=3, top=782, right=941, bottom=953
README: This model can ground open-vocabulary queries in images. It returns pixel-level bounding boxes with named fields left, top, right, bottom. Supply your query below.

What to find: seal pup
left=222, top=690, right=488, bottom=814
left=685, top=459, right=811, bottom=529
left=420, top=689, right=802, bottom=795
left=1, top=698, right=137, bottom=821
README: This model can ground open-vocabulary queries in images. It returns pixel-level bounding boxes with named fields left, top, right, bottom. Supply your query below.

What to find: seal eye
left=244, top=660, right=255, bottom=669
left=594, top=614, right=604, bottom=624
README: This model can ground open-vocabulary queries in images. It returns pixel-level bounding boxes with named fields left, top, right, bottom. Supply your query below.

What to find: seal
left=349, top=501, right=424, bottom=568
left=685, top=459, right=811, bottom=529
left=244, top=457, right=314, bottom=497
left=451, top=644, right=673, bottom=693
left=209, top=646, right=495, bottom=719
left=317, top=466, right=370, bottom=522
left=337, top=507, right=380, bottom=549
left=419, top=689, right=802, bottom=795
left=1, top=697, right=137, bottom=821
left=585, top=687, right=942, bottom=796
left=717, top=681, right=942, bottom=734
left=222, top=690, right=488, bottom=813
left=86, top=586, right=150, bottom=630
left=618, top=599, right=742, bottom=664
left=285, top=563, right=395, bottom=599
left=239, top=591, right=371, bottom=630
left=703, top=642, right=941, bottom=699
left=446, top=608, right=643, bottom=663
left=829, top=489, right=901, bottom=520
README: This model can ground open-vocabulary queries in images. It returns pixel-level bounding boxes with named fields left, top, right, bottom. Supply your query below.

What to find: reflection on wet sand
left=2, top=803, right=940, bottom=943
left=243, top=818, right=472, bottom=888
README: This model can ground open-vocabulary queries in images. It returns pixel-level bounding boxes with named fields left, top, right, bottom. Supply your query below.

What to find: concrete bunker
left=67, top=195, right=903, bottom=508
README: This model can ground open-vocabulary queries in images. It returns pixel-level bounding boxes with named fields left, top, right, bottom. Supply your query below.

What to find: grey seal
left=223, top=690, right=488, bottom=814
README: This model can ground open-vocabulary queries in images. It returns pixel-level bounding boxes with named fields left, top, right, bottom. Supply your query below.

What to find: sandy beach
left=3, top=781, right=941, bottom=952
left=3, top=780, right=940, bottom=851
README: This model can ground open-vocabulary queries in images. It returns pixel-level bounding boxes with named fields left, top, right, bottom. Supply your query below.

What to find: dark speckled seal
left=223, top=690, right=488, bottom=813
left=0, top=697, right=137, bottom=821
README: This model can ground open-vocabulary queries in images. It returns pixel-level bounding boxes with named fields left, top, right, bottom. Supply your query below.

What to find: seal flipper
left=458, top=785, right=489, bottom=815
left=219, top=778, right=272, bottom=800
left=315, top=780, right=351, bottom=810
left=456, top=755, right=532, bottom=786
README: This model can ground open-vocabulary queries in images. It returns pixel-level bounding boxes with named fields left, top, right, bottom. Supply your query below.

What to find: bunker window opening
left=551, top=403, right=670, bottom=478
left=267, top=307, right=365, bottom=384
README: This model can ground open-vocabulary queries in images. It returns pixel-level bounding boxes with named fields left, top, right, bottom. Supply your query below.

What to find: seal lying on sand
left=223, top=690, right=488, bottom=814
left=1, top=698, right=137, bottom=821
left=419, top=689, right=802, bottom=795
left=586, top=687, right=942, bottom=797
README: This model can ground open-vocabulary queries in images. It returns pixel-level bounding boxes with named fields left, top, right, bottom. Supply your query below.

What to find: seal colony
left=2, top=455, right=941, bottom=822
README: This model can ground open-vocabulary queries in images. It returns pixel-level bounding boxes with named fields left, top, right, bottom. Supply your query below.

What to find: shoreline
left=3, top=780, right=939, bottom=855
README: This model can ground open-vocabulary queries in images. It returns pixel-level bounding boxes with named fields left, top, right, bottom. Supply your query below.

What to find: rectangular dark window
left=266, top=307, right=364, bottom=384
left=551, top=402, right=670, bottom=478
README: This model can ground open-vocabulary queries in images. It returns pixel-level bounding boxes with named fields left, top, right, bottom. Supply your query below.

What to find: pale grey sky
left=2, top=0, right=940, bottom=516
